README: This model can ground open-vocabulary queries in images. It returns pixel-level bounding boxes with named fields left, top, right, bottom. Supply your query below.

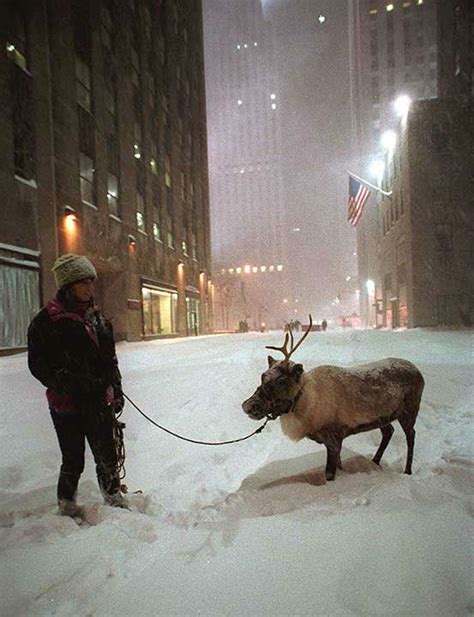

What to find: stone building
left=0, top=0, right=211, bottom=351
left=437, top=0, right=473, bottom=100
left=350, top=0, right=473, bottom=328
left=349, top=0, right=438, bottom=156
left=373, top=97, right=473, bottom=327
left=203, top=0, right=289, bottom=331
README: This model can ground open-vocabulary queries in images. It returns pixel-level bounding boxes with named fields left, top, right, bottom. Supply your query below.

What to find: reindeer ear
left=267, top=355, right=277, bottom=368
left=291, top=363, right=304, bottom=380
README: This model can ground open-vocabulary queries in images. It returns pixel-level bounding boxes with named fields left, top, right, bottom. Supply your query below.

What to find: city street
left=1, top=328, right=472, bottom=616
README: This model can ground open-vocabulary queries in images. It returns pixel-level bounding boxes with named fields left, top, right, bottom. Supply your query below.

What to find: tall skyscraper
left=350, top=0, right=438, bottom=157
left=204, top=0, right=356, bottom=330
left=437, top=0, right=473, bottom=100
left=203, top=0, right=288, bottom=329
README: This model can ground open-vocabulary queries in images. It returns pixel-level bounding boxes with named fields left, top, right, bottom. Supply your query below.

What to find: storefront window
left=186, top=297, right=200, bottom=336
left=399, top=284, right=408, bottom=327
left=142, top=286, right=177, bottom=335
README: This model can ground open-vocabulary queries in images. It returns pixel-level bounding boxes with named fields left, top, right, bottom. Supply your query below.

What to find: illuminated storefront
left=141, top=283, right=178, bottom=337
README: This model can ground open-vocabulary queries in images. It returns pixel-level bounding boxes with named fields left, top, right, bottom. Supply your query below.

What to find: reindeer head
left=242, top=316, right=312, bottom=421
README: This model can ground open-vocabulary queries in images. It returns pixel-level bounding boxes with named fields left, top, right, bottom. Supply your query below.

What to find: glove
left=111, top=391, right=125, bottom=415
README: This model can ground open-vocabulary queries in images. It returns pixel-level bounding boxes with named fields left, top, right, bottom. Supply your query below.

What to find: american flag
left=348, top=176, right=371, bottom=226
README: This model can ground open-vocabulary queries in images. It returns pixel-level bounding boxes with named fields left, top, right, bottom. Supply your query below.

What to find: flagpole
left=346, top=170, right=392, bottom=197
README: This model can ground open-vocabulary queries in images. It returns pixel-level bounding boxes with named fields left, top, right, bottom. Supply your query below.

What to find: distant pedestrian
left=321, top=319, right=328, bottom=332
left=27, top=254, right=127, bottom=517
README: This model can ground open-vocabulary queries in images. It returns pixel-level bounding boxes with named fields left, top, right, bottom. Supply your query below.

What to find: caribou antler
left=266, top=314, right=313, bottom=363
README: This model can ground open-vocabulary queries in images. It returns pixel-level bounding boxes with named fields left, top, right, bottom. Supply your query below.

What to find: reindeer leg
left=372, top=424, right=395, bottom=466
left=325, top=439, right=342, bottom=481
left=337, top=454, right=343, bottom=470
left=398, top=415, right=416, bottom=474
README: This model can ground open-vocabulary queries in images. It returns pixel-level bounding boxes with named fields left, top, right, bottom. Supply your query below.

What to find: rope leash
left=122, top=392, right=271, bottom=446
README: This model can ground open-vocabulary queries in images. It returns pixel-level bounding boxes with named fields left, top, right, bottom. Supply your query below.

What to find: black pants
left=50, top=406, right=120, bottom=503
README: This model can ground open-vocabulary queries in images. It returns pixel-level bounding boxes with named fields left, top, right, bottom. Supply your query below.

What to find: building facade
left=349, top=0, right=438, bottom=155
left=437, top=0, right=474, bottom=100
left=375, top=98, right=473, bottom=327
left=349, top=0, right=472, bottom=328
left=203, top=0, right=289, bottom=331
left=0, top=0, right=212, bottom=350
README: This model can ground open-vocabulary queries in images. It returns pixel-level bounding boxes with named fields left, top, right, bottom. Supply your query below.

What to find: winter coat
left=27, top=297, right=122, bottom=414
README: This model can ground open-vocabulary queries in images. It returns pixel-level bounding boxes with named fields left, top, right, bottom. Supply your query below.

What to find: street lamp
left=381, top=130, right=396, bottom=151
left=393, top=94, right=411, bottom=118
left=369, top=160, right=385, bottom=181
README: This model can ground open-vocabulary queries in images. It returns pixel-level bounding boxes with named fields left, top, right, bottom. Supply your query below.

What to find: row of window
left=7, top=4, right=202, bottom=263
left=369, top=1, right=423, bottom=16
left=382, top=190, right=404, bottom=235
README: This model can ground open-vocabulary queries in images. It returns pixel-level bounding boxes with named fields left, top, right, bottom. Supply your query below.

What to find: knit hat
left=52, top=254, right=97, bottom=289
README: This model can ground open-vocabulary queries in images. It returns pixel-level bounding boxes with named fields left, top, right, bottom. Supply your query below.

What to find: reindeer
left=242, top=316, right=424, bottom=482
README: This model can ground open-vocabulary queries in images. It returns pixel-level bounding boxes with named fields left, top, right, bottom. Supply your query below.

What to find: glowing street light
left=366, top=279, right=376, bottom=295
left=369, top=160, right=385, bottom=180
left=381, top=130, right=397, bottom=151
left=393, top=94, right=412, bottom=118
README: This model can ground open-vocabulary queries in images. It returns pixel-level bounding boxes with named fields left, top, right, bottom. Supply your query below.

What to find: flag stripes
left=348, top=176, right=371, bottom=226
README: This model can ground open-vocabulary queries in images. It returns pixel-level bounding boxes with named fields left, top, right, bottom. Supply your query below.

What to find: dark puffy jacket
left=27, top=298, right=122, bottom=413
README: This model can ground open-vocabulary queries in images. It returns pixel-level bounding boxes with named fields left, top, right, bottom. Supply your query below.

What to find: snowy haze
left=1, top=328, right=473, bottom=616
left=203, top=0, right=357, bottom=317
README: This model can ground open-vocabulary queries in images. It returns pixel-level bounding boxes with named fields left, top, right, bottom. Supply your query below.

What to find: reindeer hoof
left=326, top=473, right=335, bottom=482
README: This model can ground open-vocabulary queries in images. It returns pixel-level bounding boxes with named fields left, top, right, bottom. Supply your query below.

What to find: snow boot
left=58, top=499, right=84, bottom=518
left=103, top=491, right=129, bottom=509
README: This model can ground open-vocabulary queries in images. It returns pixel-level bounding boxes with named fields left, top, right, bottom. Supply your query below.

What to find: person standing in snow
left=27, top=254, right=127, bottom=516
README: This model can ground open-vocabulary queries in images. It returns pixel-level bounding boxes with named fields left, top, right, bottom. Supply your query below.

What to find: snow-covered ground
left=0, top=328, right=473, bottom=617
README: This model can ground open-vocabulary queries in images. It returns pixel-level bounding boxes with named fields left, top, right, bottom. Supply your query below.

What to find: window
left=158, top=33, right=165, bottom=66
left=153, top=221, right=162, bottom=242
left=80, top=153, right=95, bottom=205
left=76, top=55, right=91, bottom=112
left=136, top=192, right=146, bottom=232
left=12, top=67, right=35, bottom=180
left=73, top=0, right=91, bottom=55
left=134, top=121, right=142, bottom=159
left=434, top=224, right=453, bottom=251
left=6, top=10, right=28, bottom=71
left=180, top=171, right=185, bottom=201
left=107, top=173, right=119, bottom=218
left=78, top=106, right=94, bottom=156
left=167, top=212, right=175, bottom=248
left=430, top=123, right=450, bottom=151
left=143, top=6, right=152, bottom=41
left=165, top=155, right=172, bottom=187
left=191, top=231, right=197, bottom=260
left=148, top=72, right=156, bottom=108
left=397, top=263, right=407, bottom=285
left=101, top=3, right=113, bottom=52
left=131, top=47, right=139, bottom=86
left=105, top=73, right=116, bottom=117
left=107, top=135, right=118, bottom=175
